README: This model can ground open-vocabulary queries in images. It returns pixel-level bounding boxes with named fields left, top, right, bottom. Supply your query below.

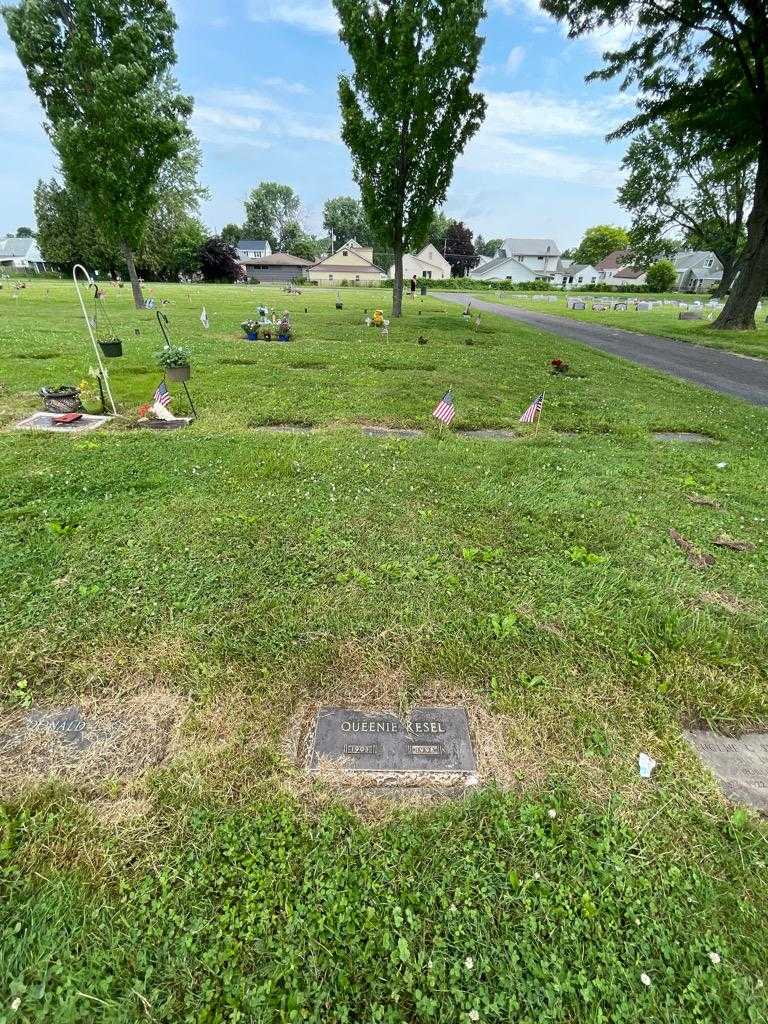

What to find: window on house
left=704, top=257, right=713, bottom=268
left=342, top=250, right=349, bottom=256
left=538, top=255, right=544, bottom=260
left=329, top=274, right=333, bottom=280
left=355, top=275, right=360, bottom=281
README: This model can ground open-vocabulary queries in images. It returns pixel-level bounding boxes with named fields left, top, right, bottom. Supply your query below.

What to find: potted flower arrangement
left=241, top=319, right=259, bottom=341
left=156, top=343, right=191, bottom=382
left=549, top=358, right=570, bottom=375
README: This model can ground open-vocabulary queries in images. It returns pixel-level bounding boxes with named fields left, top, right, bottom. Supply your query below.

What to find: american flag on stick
left=519, top=392, right=544, bottom=424
left=200, top=306, right=209, bottom=329
left=153, top=381, right=172, bottom=407
left=432, top=391, right=455, bottom=426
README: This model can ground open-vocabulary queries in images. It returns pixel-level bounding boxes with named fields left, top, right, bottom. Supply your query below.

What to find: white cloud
left=482, top=90, right=625, bottom=138
left=463, top=133, right=621, bottom=188
left=505, top=46, right=525, bottom=74
left=493, top=0, right=636, bottom=55
left=246, top=0, right=339, bottom=35
left=263, top=77, right=311, bottom=95
left=193, top=88, right=340, bottom=151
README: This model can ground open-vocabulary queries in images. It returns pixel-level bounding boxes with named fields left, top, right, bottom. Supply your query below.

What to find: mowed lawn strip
left=1, top=282, right=767, bottom=1022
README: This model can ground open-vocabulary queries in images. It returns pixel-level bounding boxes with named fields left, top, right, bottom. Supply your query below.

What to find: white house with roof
left=236, top=239, right=272, bottom=260
left=560, top=263, right=600, bottom=288
left=673, top=251, right=723, bottom=292
left=595, top=250, right=647, bottom=285
left=0, top=236, right=46, bottom=272
left=308, top=239, right=386, bottom=286
left=469, top=237, right=561, bottom=282
left=389, top=243, right=451, bottom=281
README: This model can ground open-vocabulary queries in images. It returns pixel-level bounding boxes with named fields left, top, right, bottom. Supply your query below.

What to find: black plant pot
left=167, top=365, right=190, bottom=382
left=335, top=302, right=343, bottom=310
left=99, top=339, right=123, bottom=358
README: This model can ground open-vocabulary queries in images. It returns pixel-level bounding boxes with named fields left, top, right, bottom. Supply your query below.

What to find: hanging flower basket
left=40, top=385, right=83, bottom=414
left=98, top=338, right=123, bottom=358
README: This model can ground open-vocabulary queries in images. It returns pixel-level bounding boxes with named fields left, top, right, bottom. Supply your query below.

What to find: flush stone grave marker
left=308, top=707, right=476, bottom=784
left=684, top=730, right=768, bottom=812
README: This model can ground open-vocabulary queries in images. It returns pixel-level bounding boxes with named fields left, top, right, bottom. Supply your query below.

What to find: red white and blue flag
left=432, top=391, right=455, bottom=425
left=153, top=381, right=172, bottom=407
left=519, top=393, right=544, bottom=424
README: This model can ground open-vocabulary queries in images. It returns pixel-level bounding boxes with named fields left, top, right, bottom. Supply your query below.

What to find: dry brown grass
left=0, top=687, right=187, bottom=801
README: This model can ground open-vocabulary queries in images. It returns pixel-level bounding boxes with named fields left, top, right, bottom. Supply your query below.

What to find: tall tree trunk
left=392, top=244, right=403, bottom=318
left=122, top=242, right=145, bottom=309
left=712, top=141, right=768, bottom=330
left=714, top=253, right=739, bottom=299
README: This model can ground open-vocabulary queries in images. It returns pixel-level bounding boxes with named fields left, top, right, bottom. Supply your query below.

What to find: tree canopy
left=3, top=0, right=192, bottom=308
left=198, top=237, right=243, bottom=283
left=572, top=225, right=630, bottom=268
left=540, top=0, right=768, bottom=329
left=444, top=221, right=479, bottom=277
left=334, top=0, right=486, bottom=315
left=243, top=183, right=301, bottom=251
left=322, top=195, right=372, bottom=249
left=645, top=259, right=677, bottom=292
left=620, top=120, right=753, bottom=296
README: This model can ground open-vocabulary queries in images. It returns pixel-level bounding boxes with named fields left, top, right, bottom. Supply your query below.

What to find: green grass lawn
left=456, top=288, right=768, bottom=360
left=1, top=281, right=767, bottom=1022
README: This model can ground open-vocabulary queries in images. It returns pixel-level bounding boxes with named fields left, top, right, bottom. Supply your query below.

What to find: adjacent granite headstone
left=679, top=311, right=702, bottom=320
left=0, top=705, right=120, bottom=757
left=652, top=431, right=713, bottom=443
left=308, top=706, right=476, bottom=785
left=684, top=730, right=768, bottom=812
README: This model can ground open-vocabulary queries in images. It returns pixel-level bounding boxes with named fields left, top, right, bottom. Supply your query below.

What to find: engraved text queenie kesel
left=309, top=707, right=476, bottom=779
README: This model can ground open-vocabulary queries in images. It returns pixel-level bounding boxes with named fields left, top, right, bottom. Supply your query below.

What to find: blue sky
left=0, top=0, right=637, bottom=249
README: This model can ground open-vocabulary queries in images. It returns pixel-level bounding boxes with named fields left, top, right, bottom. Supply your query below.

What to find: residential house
left=236, top=239, right=272, bottom=261
left=0, top=236, right=46, bottom=272
left=389, top=243, right=451, bottom=281
left=673, top=251, right=723, bottom=292
left=469, top=237, right=561, bottom=282
left=596, top=250, right=647, bottom=286
left=561, top=263, right=600, bottom=288
left=308, top=239, right=387, bottom=286
left=240, top=252, right=313, bottom=283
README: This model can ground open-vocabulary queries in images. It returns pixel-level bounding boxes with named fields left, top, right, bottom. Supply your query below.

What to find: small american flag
left=432, top=391, right=455, bottom=425
left=519, top=393, right=544, bottom=424
left=153, top=381, right=172, bottom=407
left=200, top=306, right=209, bottom=328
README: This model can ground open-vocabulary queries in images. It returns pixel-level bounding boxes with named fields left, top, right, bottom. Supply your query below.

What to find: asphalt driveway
left=436, top=292, right=768, bottom=407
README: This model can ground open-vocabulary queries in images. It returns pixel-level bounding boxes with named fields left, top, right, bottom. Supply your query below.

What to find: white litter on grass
left=716, top=462, right=728, bottom=469
left=638, top=753, right=656, bottom=778
left=640, top=973, right=652, bottom=987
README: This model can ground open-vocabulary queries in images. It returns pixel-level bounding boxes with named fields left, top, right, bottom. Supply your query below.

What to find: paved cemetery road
left=436, top=292, right=768, bottom=407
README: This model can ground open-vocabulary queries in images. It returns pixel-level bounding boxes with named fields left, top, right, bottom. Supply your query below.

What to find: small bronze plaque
left=309, top=707, right=476, bottom=777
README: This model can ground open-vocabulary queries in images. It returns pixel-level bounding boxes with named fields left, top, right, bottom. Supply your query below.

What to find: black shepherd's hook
left=156, top=309, right=172, bottom=346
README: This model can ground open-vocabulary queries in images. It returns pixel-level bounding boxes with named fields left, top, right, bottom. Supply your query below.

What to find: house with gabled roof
left=673, top=251, right=723, bottom=292
left=596, top=249, right=647, bottom=285
left=469, top=237, right=561, bottom=282
left=389, top=243, right=451, bottom=281
left=236, top=239, right=271, bottom=260
left=308, top=239, right=386, bottom=286
left=0, top=236, right=46, bottom=272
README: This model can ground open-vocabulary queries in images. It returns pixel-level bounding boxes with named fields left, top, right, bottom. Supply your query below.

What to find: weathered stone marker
left=309, top=707, right=476, bottom=784
left=684, top=730, right=768, bottom=812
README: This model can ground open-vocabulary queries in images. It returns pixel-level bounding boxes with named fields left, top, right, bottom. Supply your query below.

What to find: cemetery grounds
left=0, top=280, right=767, bottom=1022
left=471, top=289, right=768, bottom=361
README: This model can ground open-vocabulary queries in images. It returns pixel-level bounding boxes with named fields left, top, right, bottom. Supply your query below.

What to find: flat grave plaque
left=15, top=412, right=110, bottom=433
left=684, top=729, right=768, bottom=812
left=309, top=707, right=476, bottom=781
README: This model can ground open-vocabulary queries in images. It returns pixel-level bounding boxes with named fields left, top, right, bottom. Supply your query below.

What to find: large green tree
left=3, top=0, right=192, bottom=309
left=243, top=182, right=301, bottom=251
left=572, top=225, right=631, bottom=268
left=322, top=195, right=372, bottom=249
left=333, top=0, right=486, bottom=316
left=34, top=141, right=208, bottom=280
left=620, top=121, right=752, bottom=297
left=541, top=0, right=768, bottom=330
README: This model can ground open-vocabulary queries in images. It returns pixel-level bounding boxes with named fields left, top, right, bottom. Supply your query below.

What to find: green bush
left=645, top=260, right=678, bottom=292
